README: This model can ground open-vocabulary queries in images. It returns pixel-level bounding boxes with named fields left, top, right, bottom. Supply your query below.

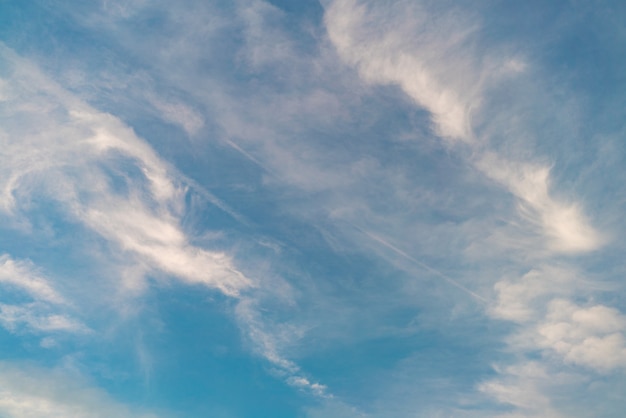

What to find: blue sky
left=0, top=0, right=625, bottom=417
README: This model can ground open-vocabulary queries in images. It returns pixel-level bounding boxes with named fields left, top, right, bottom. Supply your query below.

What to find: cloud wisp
left=1, top=0, right=624, bottom=417
left=0, top=254, right=88, bottom=336
left=0, top=43, right=252, bottom=298
left=1, top=37, right=332, bottom=406
left=324, top=0, right=604, bottom=257
left=323, top=0, right=623, bottom=415
left=0, top=362, right=161, bottom=418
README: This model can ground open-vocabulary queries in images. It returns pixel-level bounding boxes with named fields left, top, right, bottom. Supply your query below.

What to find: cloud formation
left=0, top=43, right=252, bottom=297
left=324, top=0, right=604, bottom=256
left=0, top=0, right=624, bottom=416
left=0, top=254, right=87, bottom=336
left=323, top=0, right=624, bottom=415
left=0, top=363, right=160, bottom=418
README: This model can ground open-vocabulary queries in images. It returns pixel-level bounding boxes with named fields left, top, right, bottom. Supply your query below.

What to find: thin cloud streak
left=235, top=297, right=332, bottom=398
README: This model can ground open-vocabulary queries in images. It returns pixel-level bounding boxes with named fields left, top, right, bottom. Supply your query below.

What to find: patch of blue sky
left=97, top=284, right=308, bottom=418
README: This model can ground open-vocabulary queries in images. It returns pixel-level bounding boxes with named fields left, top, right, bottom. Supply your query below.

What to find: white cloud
left=287, top=376, right=329, bottom=397
left=479, top=362, right=568, bottom=418
left=534, top=300, right=626, bottom=371
left=0, top=255, right=65, bottom=305
left=81, top=198, right=250, bottom=296
left=324, top=1, right=616, bottom=415
left=479, top=363, right=551, bottom=410
left=324, top=0, right=603, bottom=256
left=490, top=267, right=579, bottom=323
left=486, top=282, right=626, bottom=415
left=489, top=267, right=625, bottom=372
left=325, top=0, right=478, bottom=142
left=0, top=304, right=88, bottom=334
left=0, top=362, right=160, bottom=418
left=235, top=297, right=331, bottom=397
left=476, top=153, right=603, bottom=254
left=0, top=254, right=88, bottom=336
left=2, top=2, right=619, bottom=415
left=487, top=264, right=626, bottom=413
left=2, top=26, right=331, bottom=406
left=0, top=44, right=252, bottom=298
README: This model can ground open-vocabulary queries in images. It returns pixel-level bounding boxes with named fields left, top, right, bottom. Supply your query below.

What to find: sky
left=0, top=0, right=625, bottom=417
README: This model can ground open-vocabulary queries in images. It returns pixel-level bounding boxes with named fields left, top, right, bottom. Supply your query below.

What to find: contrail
left=186, top=176, right=250, bottom=226
left=353, top=224, right=488, bottom=304
left=224, top=139, right=264, bottom=168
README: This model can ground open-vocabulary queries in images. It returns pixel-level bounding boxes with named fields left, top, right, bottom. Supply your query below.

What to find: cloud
left=476, top=153, right=603, bottom=254
left=2, top=1, right=622, bottom=416
left=0, top=43, right=252, bottom=298
left=324, top=0, right=604, bottom=255
left=0, top=255, right=65, bottom=305
left=489, top=266, right=579, bottom=323
left=0, top=254, right=88, bottom=336
left=287, top=376, right=329, bottom=397
left=323, top=1, right=619, bottom=415
left=478, top=362, right=563, bottom=418
left=535, top=300, right=626, bottom=371
left=485, top=261, right=626, bottom=412
left=485, top=270, right=626, bottom=414
left=325, top=0, right=479, bottom=142
left=235, top=297, right=331, bottom=398
left=0, top=304, right=88, bottom=334
left=0, top=362, right=161, bottom=418
left=3, top=9, right=332, bottom=406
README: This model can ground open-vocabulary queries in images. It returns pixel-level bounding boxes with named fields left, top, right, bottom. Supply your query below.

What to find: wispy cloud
left=0, top=255, right=65, bottom=305
left=0, top=254, right=88, bottom=336
left=476, top=153, right=603, bottom=254
left=0, top=43, right=252, bottom=298
left=1, top=0, right=624, bottom=416
left=322, top=0, right=623, bottom=415
left=235, top=296, right=331, bottom=398
left=144, top=92, right=205, bottom=137
left=0, top=362, right=161, bottom=418
left=325, top=0, right=605, bottom=257
left=325, top=0, right=480, bottom=143
left=0, top=304, right=88, bottom=335
left=478, top=362, right=562, bottom=418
